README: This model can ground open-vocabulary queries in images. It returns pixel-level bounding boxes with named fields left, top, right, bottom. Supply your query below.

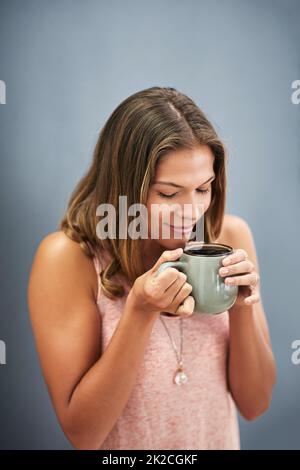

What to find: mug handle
left=155, top=260, right=187, bottom=277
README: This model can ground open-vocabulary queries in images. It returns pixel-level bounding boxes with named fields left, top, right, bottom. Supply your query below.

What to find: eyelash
left=158, top=188, right=210, bottom=199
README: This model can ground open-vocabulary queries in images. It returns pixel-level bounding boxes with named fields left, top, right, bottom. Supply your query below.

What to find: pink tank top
left=93, top=249, right=240, bottom=450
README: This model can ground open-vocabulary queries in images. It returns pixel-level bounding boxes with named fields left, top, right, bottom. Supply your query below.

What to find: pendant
left=174, top=367, right=188, bottom=385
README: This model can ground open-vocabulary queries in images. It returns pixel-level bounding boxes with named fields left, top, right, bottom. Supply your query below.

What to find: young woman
left=28, top=86, right=276, bottom=450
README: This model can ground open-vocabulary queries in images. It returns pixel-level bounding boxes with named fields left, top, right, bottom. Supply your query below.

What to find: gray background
left=0, top=0, right=299, bottom=450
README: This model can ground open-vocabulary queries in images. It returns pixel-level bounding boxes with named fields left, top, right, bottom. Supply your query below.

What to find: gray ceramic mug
left=155, top=242, right=238, bottom=315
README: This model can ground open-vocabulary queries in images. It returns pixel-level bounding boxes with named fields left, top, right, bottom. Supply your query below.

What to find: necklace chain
left=159, top=314, right=189, bottom=387
left=159, top=315, right=183, bottom=367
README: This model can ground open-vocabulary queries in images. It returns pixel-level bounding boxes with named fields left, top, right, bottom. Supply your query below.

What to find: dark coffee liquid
left=184, top=245, right=230, bottom=256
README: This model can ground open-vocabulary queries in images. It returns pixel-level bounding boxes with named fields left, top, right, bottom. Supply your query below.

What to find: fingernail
left=220, top=268, right=229, bottom=275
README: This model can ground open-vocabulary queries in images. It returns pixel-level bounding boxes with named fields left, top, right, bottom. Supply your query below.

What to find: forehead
left=155, top=145, right=215, bottom=181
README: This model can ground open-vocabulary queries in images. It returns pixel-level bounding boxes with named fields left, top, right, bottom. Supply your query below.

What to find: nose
left=178, top=197, right=204, bottom=226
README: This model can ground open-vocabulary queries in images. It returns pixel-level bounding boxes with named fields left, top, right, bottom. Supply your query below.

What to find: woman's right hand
left=128, top=248, right=195, bottom=318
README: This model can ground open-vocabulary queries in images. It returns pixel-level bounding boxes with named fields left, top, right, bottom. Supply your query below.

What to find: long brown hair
left=60, top=86, right=228, bottom=300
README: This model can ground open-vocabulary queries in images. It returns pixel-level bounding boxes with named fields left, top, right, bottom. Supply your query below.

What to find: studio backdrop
left=0, top=0, right=300, bottom=450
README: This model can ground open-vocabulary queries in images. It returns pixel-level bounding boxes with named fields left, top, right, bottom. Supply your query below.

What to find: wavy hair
left=60, top=86, right=228, bottom=300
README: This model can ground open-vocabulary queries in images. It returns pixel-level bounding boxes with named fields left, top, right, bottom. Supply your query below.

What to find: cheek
left=148, top=199, right=176, bottom=225
left=146, top=198, right=174, bottom=238
left=146, top=196, right=158, bottom=233
left=146, top=198, right=164, bottom=231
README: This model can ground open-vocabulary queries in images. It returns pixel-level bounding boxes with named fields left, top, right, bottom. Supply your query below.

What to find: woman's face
left=146, top=144, right=215, bottom=251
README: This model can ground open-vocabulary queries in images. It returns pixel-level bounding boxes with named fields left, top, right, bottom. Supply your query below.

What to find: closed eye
left=158, top=188, right=210, bottom=199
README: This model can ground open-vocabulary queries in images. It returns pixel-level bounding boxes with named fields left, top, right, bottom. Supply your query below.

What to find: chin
left=157, top=239, right=187, bottom=250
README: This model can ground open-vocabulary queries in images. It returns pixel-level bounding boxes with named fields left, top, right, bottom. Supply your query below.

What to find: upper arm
left=225, top=214, right=272, bottom=348
left=27, top=231, right=101, bottom=431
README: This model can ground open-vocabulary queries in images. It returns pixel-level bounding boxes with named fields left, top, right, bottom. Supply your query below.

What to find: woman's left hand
left=219, top=248, right=261, bottom=308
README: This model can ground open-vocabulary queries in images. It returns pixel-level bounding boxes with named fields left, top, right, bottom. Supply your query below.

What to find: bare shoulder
left=218, top=213, right=260, bottom=271
left=225, top=213, right=249, bottom=229
left=29, top=231, right=98, bottom=304
left=214, top=213, right=258, bottom=259
left=27, top=231, right=103, bottom=426
left=220, top=213, right=251, bottom=247
left=221, top=213, right=261, bottom=276
left=34, top=230, right=89, bottom=264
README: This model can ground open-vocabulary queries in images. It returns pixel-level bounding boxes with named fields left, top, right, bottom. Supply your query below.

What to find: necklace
left=159, top=315, right=188, bottom=385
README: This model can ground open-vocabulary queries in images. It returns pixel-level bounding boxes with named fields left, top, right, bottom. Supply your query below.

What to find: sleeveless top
left=92, top=249, right=240, bottom=450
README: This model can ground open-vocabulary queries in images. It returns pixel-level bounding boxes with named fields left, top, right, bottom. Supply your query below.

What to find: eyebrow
left=153, top=175, right=215, bottom=188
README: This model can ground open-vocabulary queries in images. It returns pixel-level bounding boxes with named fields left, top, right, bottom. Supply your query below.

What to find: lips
left=166, top=224, right=195, bottom=233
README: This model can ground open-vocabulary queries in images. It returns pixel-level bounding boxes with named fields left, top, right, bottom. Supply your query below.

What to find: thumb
left=151, top=247, right=184, bottom=274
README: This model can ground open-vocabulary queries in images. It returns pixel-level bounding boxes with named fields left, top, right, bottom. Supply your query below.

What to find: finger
left=222, top=248, right=248, bottom=266
left=151, top=248, right=183, bottom=273
left=244, top=293, right=260, bottom=305
left=149, top=267, right=182, bottom=293
left=165, top=271, right=187, bottom=295
left=175, top=295, right=195, bottom=317
left=219, top=260, right=254, bottom=277
left=167, top=279, right=193, bottom=307
left=224, top=272, right=259, bottom=286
